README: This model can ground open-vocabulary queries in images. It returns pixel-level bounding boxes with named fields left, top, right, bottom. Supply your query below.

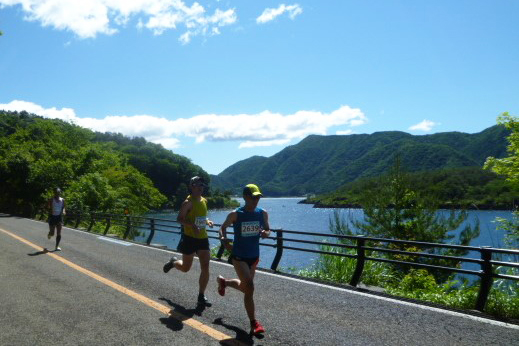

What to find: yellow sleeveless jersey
left=183, top=195, right=208, bottom=239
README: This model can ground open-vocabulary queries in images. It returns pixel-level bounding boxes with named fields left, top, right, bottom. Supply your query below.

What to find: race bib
left=195, top=216, right=206, bottom=230
left=241, top=221, right=261, bottom=237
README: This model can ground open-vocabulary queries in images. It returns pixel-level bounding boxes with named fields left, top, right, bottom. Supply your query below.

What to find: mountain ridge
left=210, top=125, right=510, bottom=196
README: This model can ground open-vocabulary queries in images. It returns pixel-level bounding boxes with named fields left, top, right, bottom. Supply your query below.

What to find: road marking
left=97, top=236, right=133, bottom=246
left=0, top=228, right=245, bottom=345
left=23, top=217, right=519, bottom=330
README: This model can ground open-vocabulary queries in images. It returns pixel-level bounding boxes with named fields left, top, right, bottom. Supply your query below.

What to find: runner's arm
left=177, top=199, right=198, bottom=234
left=260, top=210, right=271, bottom=239
left=219, top=212, right=236, bottom=250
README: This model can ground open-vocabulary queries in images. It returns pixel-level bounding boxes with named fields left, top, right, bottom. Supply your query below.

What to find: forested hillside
left=211, top=126, right=510, bottom=196
left=0, top=111, right=231, bottom=217
left=305, top=166, right=518, bottom=209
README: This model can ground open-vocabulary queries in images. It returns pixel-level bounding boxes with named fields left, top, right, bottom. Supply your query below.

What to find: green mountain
left=306, top=166, right=518, bottom=210
left=0, top=111, right=233, bottom=216
left=211, top=125, right=510, bottom=196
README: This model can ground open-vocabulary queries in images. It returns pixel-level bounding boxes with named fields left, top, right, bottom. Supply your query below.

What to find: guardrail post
left=476, top=247, right=493, bottom=311
left=271, top=230, right=284, bottom=271
left=104, top=216, right=111, bottom=235
left=74, top=213, right=81, bottom=229
left=123, top=215, right=132, bottom=239
left=146, top=219, right=155, bottom=245
left=216, top=243, right=225, bottom=259
left=350, top=236, right=366, bottom=287
left=87, top=214, right=95, bottom=232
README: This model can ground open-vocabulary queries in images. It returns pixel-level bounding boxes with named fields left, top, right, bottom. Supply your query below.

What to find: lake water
left=139, top=198, right=515, bottom=275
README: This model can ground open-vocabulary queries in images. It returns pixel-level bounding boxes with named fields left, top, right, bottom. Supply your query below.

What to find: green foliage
left=213, top=125, right=510, bottom=196
left=281, top=152, right=517, bottom=319
left=210, top=243, right=232, bottom=259
left=294, top=161, right=517, bottom=318
left=338, top=159, right=479, bottom=243
left=92, top=132, right=209, bottom=209
left=296, top=244, right=394, bottom=287
left=0, top=111, right=169, bottom=216
left=321, top=158, right=480, bottom=284
left=92, top=132, right=237, bottom=209
left=386, top=269, right=519, bottom=319
left=0, top=110, right=237, bottom=215
left=485, top=112, right=519, bottom=184
left=485, top=112, right=519, bottom=246
left=206, top=188, right=240, bottom=209
left=386, top=270, right=478, bottom=309
left=297, top=253, right=519, bottom=319
left=307, top=166, right=518, bottom=210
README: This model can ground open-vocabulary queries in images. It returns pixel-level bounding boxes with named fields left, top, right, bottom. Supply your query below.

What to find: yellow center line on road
left=0, top=227, right=244, bottom=346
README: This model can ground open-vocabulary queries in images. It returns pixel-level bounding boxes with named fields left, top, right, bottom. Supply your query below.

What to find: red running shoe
left=217, top=275, right=226, bottom=296
left=250, top=320, right=265, bottom=335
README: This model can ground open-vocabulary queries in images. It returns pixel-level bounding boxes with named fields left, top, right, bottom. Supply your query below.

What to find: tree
left=484, top=112, right=519, bottom=245
left=333, top=157, right=479, bottom=282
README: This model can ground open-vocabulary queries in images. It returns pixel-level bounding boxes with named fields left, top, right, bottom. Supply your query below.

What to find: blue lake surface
left=138, top=198, right=515, bottom=276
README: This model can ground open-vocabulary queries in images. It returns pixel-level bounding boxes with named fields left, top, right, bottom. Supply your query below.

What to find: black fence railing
left=52, top=212, right=519, bottom=313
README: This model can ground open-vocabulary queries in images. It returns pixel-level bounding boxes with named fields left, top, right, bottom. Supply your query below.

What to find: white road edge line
left=25, top=217, right=519, bottom=330
left=97, top=236, right=133, bottom=246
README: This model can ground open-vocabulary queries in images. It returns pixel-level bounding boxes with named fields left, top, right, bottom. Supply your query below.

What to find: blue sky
left=1, top=1, right=518, bottom=175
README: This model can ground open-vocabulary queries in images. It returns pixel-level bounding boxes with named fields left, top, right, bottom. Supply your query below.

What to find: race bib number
left=241, top=221, right=261, bottom=237
left=195, top=217, right=206, bottom=230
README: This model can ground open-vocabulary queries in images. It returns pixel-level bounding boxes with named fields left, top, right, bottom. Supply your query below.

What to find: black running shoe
left=197, top=293, right=210, bottom=306
left=163, top=257, right=177, bottom=273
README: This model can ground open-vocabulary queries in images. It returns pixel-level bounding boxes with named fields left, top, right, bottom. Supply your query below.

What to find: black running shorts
left=48, top=215, right=63, bottom=226
left=177, top=235, right=210, bottom=255
left=230, top=255, right=259, bottom=269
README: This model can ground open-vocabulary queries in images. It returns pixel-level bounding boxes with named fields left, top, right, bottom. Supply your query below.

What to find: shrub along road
left=0, top=215, right=517, bottom=345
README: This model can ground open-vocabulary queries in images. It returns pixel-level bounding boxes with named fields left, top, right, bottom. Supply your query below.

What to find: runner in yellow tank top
left=182, top=194, right=209, bottom=239
left=162, top=176, right=214, bottom=306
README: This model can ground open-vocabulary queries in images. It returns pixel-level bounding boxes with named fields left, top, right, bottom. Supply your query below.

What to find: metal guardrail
left=57, top=212, right=519, bottom=313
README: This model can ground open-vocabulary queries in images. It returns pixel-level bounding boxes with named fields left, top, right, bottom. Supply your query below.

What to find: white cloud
left=0, top=100, right=367, bottom=149
left=336, top=130, right=352, bottom=135
left=408, top=119, right=439, bottom=132
left=256, top=4, right=302, bottom=24
left=0, top=100, right=78, bottom=121
left=0, top=0, right=237, bottom=43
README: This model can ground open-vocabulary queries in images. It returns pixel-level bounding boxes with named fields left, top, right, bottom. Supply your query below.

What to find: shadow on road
left=158, top=297, right=209, bottom=332
left=28, top=248, right=62, bottom=256
left=213, top=317, right=256, bottom=345
left=28, top=248, right=49, bottom=256
left=158, top=297, right=257, bottom=344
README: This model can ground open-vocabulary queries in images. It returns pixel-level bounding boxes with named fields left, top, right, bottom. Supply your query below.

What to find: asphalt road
left=1, top=215, right=518, bottom=345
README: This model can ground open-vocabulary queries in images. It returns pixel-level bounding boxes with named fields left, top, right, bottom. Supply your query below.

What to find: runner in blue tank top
left=217, top=183, right=271, bottom=337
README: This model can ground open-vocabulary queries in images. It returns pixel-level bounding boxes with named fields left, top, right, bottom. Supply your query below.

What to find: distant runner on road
left=217, top=183, right=271, bottom=337
left=163, top=176, right=214, bottom=306
left=47, top=188, right=66, bottom=251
